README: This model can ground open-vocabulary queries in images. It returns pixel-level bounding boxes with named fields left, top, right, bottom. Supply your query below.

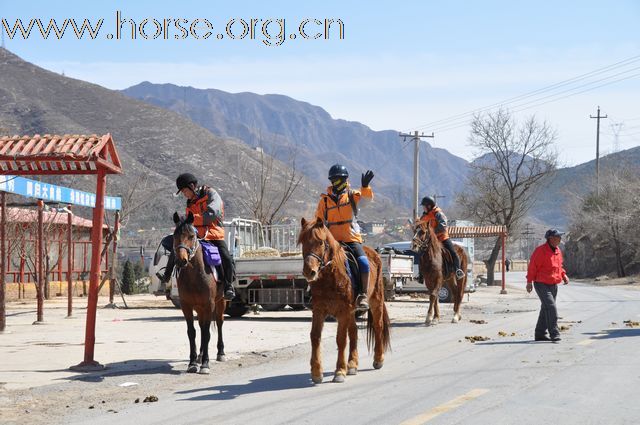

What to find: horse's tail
left=366, top=302, right=392, bottom=353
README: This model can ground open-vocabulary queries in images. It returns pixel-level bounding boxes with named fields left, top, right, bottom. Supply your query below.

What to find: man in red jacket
left=526, top=229, right=570, bottom=342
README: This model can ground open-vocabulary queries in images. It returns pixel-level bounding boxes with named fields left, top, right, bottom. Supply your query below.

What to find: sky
left=1, top=0, right=639, bottom=166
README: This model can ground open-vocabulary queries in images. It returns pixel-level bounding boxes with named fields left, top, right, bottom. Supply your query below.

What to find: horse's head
left=172, top=211, right=199, bottom=268
left=298, top=217, right=333, bottom=282
left=412, top=221, right=433, bottom=252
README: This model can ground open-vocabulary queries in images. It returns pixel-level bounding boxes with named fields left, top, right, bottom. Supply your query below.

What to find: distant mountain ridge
left=122, top=82, right=470, bottom=209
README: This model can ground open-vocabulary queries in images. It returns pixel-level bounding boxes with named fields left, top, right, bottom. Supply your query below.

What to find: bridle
left=412, top=226, right=430, bottom=252
left=304, top=240, right=333, bottom=273
left=174, top=225, right=200, bottom=264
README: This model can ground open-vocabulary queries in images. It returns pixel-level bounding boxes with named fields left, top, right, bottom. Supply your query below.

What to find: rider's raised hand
left=361, top=170, right=374, bottom=187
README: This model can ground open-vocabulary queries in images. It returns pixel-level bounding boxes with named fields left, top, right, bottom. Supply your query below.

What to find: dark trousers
left=441, top=238, right=461, bottom=271
left=534, top=282, right=559, bottom=337
left=161, top=235, right=235, bottom=286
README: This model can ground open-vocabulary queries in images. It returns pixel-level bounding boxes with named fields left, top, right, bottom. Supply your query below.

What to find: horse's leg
left=333, top=312, right=349, bottom=383
left=369, top=296, right=386, bottom=369
left=452, top=278, right=463, bottom=323
left=197, top=315, right=212, bottom=374
left=215, top=299, right=226, bottom=362
left=347, top=315, right=358, bottom=375
left=310, top=311, right=325, bottom=384
left=433, top=289, right=440, bottom=324
left=425, top=288, right=435, bottom=325
left=182, top=307, right=198, bottom=373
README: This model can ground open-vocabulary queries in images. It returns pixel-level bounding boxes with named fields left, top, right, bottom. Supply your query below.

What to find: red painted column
left=1, top=192, right=6, bottom=332
left=500, top=233, right=507, bottom=295
left=67, top=208, right=73, bottom=317
left=74, top=169, right=107, bottom=369
left=36, top=200, right=44, bottom=322
left=109, top=211, right=119, bottom=305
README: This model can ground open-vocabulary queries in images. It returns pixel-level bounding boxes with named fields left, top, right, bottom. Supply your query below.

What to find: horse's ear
left=173, top=212, right=181, bottom=224
left=313, top=218, right=325, bottom=228
left=301, top=217, right=307, bottom=227
left=186, top=211, right=195, bottom=224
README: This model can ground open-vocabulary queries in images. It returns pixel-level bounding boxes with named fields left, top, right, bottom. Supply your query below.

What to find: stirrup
left=223, top=286, right=236, bottom=301
left=455, top=269, right=465, bottom=279
left=355, top=294, right=369, bottom=311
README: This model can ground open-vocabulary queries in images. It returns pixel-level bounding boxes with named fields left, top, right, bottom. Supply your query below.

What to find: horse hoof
left=216, top=354, right=226, bottom=362
left=373, top=361, right=384, bottom=370
left=452, top=317, right=460, bottom=323
left=332, top=374, right=345, bottom=383
left=311, top=375, right=323, bottom=384
left=187, top=364, right=198, bottom=373
left=198, top=367, right=210, bottom=375
left=347, top=368, right=358, bottom=375
left=196, top=354, right=202, bottom=364
left=425, top=319, right=432, bottom=326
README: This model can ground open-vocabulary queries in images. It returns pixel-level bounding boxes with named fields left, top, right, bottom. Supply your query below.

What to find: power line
left=408, top=54, right=640, bottom=133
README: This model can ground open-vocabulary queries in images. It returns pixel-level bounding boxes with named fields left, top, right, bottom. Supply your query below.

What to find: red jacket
left=526, top=243, right=567, bottom=285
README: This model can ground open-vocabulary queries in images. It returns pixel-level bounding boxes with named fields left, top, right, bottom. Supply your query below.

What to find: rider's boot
left=356, top=271, right=370, bottom=311
left=223, top=281, right=236, bottom=301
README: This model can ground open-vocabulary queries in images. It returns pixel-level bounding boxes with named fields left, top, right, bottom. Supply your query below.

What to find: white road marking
left=398, top=388, right=490, bottom=425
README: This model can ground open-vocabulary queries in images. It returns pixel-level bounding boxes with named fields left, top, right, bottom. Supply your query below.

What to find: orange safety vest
left=315, top=186, right=373, bottom=243
left=186, top=186, right=225, bottom=241
left=419, top=206, right=449, bottom=242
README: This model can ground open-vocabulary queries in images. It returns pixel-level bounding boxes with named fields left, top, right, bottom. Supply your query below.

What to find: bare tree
left=568, top=167, right=640, bottom=277
left=235, top=138, right=302, bottom=225
left=457, top=109, right=558, bottom=284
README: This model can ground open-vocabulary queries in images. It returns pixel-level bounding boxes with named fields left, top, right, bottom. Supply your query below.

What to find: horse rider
left=418, top=196, right=465, bottom=280
left=157, top=173, right=236, bottom=301
left=315, top=164, right=374, bottom=311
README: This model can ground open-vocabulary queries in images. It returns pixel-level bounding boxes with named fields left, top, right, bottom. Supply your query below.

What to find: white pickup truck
left=149, top=218, right=415, bottom=316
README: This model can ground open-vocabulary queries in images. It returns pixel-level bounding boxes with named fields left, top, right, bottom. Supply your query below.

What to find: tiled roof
left=0, top=134, right=122, bottom=175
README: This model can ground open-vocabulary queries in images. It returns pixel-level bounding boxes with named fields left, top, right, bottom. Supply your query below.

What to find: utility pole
left=521, top=223, right=535, bottom=264
left=398, top=131, right=434, bottom=220
left=590, top=106, right=608, bottom=195
left=432, top=194, right=446, bottom=205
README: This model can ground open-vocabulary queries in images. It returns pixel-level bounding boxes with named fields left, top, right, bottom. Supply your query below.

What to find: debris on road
left=143, top=395, right=158, bottom=403
left=623, top=320, right=639, bottom=327
left=465, top=336, right=490, bottom=343
left=470, top=319, right=487, bottom=324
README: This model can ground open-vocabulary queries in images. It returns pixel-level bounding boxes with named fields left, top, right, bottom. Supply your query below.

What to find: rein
left=175, top=225, right=200, bottom=263
left=305, top=240, right=333, bottom=273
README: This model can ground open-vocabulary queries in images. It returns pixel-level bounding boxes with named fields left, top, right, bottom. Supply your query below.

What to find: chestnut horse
left=298, top=217, right=391, bottom=384
left=172, top=212, right=227, bottom=374
left=412, top=221, right=468, bottom=325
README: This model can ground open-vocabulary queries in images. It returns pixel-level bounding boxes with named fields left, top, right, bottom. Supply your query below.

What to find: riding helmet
left=328, top=164, right=349, bottom=180
left=421, top=196, right=436, bottom=208
left=176, top=173, right=198, bottom=194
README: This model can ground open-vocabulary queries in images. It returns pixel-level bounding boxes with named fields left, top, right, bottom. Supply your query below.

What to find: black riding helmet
left=328, top=164, right=349, bottom=180
left=176, top=173, right=198, bottom=195
left=544, top=229, right=565, bottom=239
left=421, top=196, right=436, bottom=208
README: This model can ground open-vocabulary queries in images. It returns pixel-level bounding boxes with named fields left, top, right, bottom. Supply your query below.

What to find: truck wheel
left=261, top=304, right=286, bottom=312
left=225, top=303, right=249, bottom=318
left=438, top=286, right=452, bottom=303
left=171, top=297, right=181, bottom=309
left=290, top=304, right=307, bottom=311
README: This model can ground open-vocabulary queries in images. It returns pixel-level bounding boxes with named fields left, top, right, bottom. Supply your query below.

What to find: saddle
left=201, top=241, right=222, bottom=280
left=440, top=247, right=454, bottom=277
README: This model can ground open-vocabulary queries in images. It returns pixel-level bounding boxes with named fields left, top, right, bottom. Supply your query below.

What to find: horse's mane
left=298, top=218, right=348, bottom=272
left=420, top=222, right=441, bottom=259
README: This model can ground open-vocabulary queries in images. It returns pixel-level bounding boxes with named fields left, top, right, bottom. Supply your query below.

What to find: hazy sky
left=2, top=0, right=639, bottom=166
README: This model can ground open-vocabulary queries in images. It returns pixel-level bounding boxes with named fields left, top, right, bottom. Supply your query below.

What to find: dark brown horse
left=172, top=212, right=227, bottom=374
left=298, top=217, right=391, bottom=384
left=412, top=222, right=468, bottom=325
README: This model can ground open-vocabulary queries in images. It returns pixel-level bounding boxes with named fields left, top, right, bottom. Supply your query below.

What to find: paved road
left=66, top=280, right=640, bottom=425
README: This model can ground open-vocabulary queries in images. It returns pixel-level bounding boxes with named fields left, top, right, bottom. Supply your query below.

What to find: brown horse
left=172, top=212, right=227, bottom=374
left=298, top=217, right=391, bottom=384
left=412, top=222, right=468, bottom=325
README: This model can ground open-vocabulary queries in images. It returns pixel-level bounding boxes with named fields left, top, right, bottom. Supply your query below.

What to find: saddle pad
left=201, top=243, right=222, bottom=267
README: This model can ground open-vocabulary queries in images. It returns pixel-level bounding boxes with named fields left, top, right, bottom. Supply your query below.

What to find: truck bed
left=235, top=256, right=304, bottom=279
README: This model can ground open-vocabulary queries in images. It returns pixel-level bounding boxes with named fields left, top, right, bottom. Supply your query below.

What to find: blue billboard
left=0, top=175, right=121, bottom=211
